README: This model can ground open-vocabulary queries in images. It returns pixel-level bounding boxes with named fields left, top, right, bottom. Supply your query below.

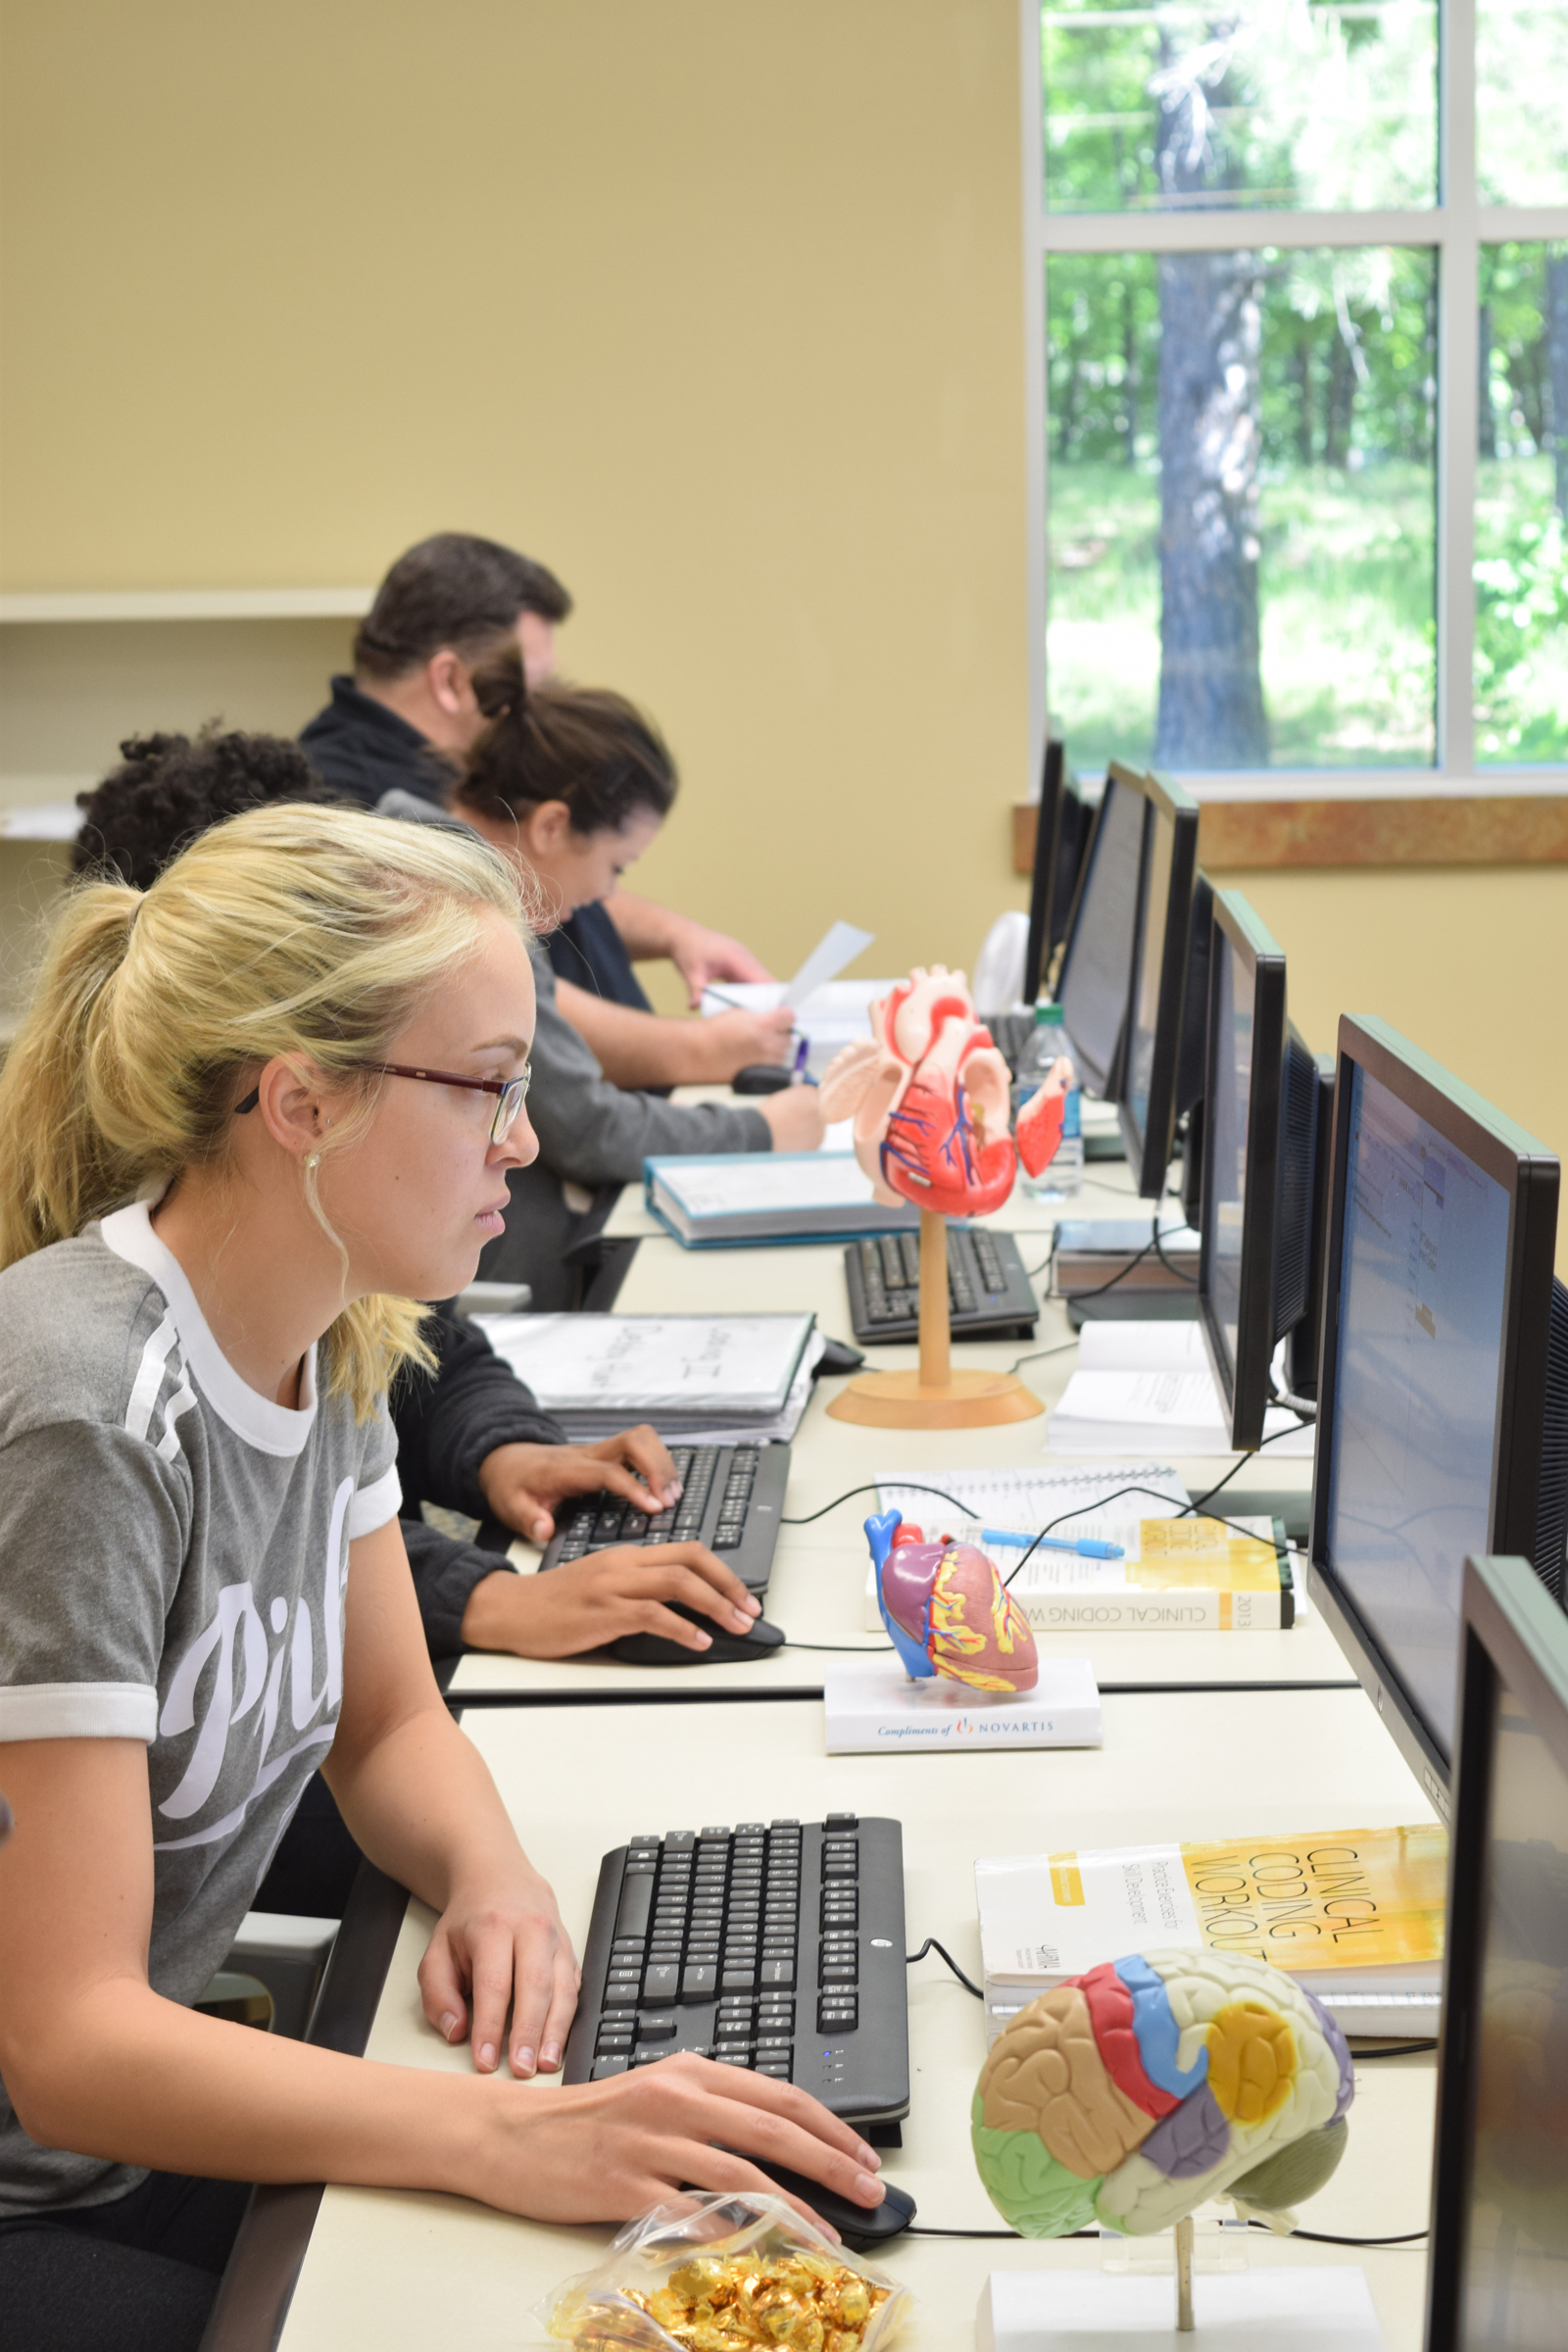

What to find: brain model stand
left=972, top=1948, right=1357, bottom=2344
left=818, top=965, right=1072, bottom=1431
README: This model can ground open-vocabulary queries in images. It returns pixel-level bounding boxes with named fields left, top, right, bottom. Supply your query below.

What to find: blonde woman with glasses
left=0, top=804, right=883, bottom=2352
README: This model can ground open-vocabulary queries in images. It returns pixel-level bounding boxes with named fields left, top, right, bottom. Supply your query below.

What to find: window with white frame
left=1022, top=0, right=1568, bottom=783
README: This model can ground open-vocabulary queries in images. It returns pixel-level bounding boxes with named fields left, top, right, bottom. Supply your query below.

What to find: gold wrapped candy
left=549, top=2212, right=904, bottom=2352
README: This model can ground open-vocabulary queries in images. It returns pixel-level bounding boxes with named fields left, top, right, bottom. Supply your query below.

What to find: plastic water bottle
left=1014, top=1003, right=1083, bottom=1200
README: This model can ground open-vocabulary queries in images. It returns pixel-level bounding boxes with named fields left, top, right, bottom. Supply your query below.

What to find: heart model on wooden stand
left=819, top=966, right=1073, bottom=1427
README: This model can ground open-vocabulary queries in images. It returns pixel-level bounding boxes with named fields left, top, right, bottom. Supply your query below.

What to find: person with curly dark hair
left=73, top=729, right=344, bottom=892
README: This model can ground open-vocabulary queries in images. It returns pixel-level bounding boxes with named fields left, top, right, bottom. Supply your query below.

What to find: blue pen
left=792, top=1036, right=810, bottom=1081
left=981, top=1527, right=1124, bottom=1559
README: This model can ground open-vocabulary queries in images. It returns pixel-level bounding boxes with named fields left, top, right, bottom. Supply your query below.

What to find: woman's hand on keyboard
left=417, top=1847, right=580, bottom=2084
left=476, top=1426, right=680, bottom=1545
left=468, top=2050, right=883, bottom=2230
left=461, top=1544, right=761, bottom=1658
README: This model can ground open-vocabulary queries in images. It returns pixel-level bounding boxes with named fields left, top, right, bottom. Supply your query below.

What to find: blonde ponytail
left=0, top=802, right=527, bottom=1417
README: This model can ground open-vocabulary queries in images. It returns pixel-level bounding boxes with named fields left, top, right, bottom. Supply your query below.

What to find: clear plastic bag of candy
left=536, top=2190, right=913, bottom=2350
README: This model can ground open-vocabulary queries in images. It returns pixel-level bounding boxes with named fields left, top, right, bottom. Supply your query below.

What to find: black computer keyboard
left=564, top=1814, right=909, bottom=2125
left=541, top=1442, right=790, bottom=1592
left=844, top=1228, right=1039, bottom=1345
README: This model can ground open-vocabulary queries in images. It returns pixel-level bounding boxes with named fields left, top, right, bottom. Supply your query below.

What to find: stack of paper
left=976, top=1823, right=1447, bottom=2041
left=472, top=1311, right=818, bottom=1439
left=1046, top=1320, right=1316, bottom=1455
left=645, top=1152, right=917, bottom=1248
left=867, top=1462, right=1298, bottom=1631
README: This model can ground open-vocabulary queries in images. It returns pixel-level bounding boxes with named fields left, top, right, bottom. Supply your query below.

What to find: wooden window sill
left=1011, top=795, right=1568, bottom=873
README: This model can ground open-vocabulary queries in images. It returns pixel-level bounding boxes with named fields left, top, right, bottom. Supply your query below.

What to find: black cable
left=1151, top=1224, right=1200, bottom=1285
left=1050, top=1232, right=1163, bottom=1301
left=906, top=1937, right=985, bottom=1998
left=1004, top=1339, right=1079, bottom=1376
left=1349, top=2040, right=1439, bottom=2060
left=1000, top=1481, right=1291, bottom=1588
left=783, top=1481, right=982, bottom=1528
left=906, top=2225, right=1098, bottom=2239
left=782, top=1642, right=893, bottom=1654
left=1250, top=2222, right=1427, bottom=2246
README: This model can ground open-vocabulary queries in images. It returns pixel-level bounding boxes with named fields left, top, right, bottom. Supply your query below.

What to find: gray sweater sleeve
left=526, top=940, right=771, bottom=1185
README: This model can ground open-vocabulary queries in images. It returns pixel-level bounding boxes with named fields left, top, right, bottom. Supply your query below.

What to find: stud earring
left=305, top=1152, right=321, bottom=1172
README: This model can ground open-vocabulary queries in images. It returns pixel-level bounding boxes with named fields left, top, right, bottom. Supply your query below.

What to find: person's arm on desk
left=602, top=890, right=771, bottom=1008
left=555, top=977, right=794, bottom=1089
left=0, top=1519, right=882, bottom=2230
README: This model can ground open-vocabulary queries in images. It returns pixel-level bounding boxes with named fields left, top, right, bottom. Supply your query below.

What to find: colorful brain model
left=972, top=1947, right=1353, bottom=2236
left=864, top=1510, right=1039, bottom=1694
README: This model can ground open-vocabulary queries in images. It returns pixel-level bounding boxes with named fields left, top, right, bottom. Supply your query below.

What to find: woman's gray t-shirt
left=0, top=1201, right=401, bottom=2216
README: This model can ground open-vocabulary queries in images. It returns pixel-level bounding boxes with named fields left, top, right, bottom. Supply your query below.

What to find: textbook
left=472, top=1310, right=816, bottom=1436
left=976, top=1824, right=1446, bottom=2042
left=644, top=1152, right=917, bottom=1248
left=865, top=1466, right=1297, bottom=1631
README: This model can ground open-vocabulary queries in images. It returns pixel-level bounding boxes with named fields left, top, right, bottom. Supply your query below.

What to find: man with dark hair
left=300, top=531, right=783, bottom=1076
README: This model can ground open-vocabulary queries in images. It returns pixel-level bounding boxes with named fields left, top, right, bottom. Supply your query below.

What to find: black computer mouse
left=732, top=1063, right=796, bottom=1095
left=611, top=1607, right=787, bottom=1668
left=746, top=2158, right=916, bottom=2249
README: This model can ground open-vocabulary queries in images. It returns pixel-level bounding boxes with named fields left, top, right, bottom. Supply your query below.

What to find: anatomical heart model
left=863, top=1509, right=1040, bottom=1693
left=819, top=967, right=1073, bottom=1429
left=819, top=966, right=1071, bottom=1218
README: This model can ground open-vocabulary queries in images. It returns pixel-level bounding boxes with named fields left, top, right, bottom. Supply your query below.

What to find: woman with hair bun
left=0, top=803, right=883, bottom=2348
left=421, top=650, right=825, bottom=1307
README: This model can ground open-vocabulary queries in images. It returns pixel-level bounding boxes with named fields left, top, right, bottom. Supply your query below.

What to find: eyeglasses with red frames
left=233, top=1059, right=532, bottom=1146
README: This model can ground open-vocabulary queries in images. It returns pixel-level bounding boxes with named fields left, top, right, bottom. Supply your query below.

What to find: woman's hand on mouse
left=697, top=1005, right=796, bottom=1079
left=461, top=2050, right=883, bottom=2230
left=476, top=1427, right=680, bottom=1545
left=460, top=1544, right=762, bottom=1660
left=759, top=1086, right=827, bottom=1152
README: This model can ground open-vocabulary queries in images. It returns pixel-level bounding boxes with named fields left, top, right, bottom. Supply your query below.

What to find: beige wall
left=1210, top=862, right=1568, bottom=1275
left=0, top=0, right=1033, bottom=986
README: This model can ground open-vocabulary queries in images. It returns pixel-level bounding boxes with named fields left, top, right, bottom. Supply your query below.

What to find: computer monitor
left=1197, top=891, right=1327, bottom=1450
left=1022, top=736, right=1065, bottom=1010
left=1054, top=763, right=1159, bottom=1103
left=1116, top=775, right=1200, bottom=1196
left=1427, top=1551, right=1568, bottom=2352
left=1307, top=1018, right=1565, bottom=1813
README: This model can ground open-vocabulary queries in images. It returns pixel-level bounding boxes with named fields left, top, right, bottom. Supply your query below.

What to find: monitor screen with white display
left=1428, top=1554, right=1568, bottom=2352
left=1202, top=912, right=1253, bottom=1396
left=1308, top=1020, right=1561, bottom=1806
left=1325, top=1064, right=1512, bottom=1761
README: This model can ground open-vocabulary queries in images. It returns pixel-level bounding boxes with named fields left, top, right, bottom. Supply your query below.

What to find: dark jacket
left=548, top=901, right=654, bottom=1012
left=393, top=1308, right=566, bottom=1658
left=300, top=676, right=458, bottom=809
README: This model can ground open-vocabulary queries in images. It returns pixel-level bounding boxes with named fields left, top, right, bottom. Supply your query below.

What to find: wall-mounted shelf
left=0, top=589, right=372, bottom=625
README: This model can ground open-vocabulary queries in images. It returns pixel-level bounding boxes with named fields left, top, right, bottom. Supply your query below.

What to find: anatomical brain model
left=972, top=1947, right=1353, bottom=2237
left=864, top=1510, right=1038, bottom=1694
left=820, top=966, right=1071, bottom=1219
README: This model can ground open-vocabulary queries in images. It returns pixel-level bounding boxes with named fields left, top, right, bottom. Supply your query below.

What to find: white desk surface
left=451, top=1173, right=1335, bottom=1701
left=279, top=1690, right=1438, bottom=2352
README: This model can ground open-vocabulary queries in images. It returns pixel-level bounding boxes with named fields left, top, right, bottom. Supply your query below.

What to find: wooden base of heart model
left=826, top=1364, right=1045, bottom=1429
left=826, top=1206, right=1046, bottom=1429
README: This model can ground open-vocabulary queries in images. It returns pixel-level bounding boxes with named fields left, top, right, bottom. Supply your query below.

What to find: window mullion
left=1438, top=0, right=1479, bottom=777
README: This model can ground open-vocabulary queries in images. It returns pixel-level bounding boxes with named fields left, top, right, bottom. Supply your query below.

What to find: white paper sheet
left=471, top=1310, right=813, bottom=1414
left=780, top=919, right=875, bottom=1008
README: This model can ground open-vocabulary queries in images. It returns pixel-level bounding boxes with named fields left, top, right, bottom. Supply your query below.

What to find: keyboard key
left=643, top=1964, right=679, bottom=2002
left=592, top=2055, right=630, bottom=2079
left=637, top=2011, right=677, bottom=2039
left=820, top=1960, right=857, bottom=1984
left=633, top=2043, right=674, bottom=2066
left=760, top=1959, right=796, bottom=1990
left=680, top=1965, right=717, bottom=2001
left=721, top=1965, right=758, bottom=1992
left=756, top=2058, right=792, bottom=2081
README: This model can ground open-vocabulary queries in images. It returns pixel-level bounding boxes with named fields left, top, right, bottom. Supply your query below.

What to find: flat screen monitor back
left=1197, top=892, right=1288, bottom=1451
left=1118, top=774, right=1200, bottom=1198
left=1023, top=736, right=1064, bottom=1009
left=1307, top=1018, right=1560, bottom=1813
left=1428, top=1552, right=1568, bottom=2352
left=1055, top=764, right=1148, bottom=1102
